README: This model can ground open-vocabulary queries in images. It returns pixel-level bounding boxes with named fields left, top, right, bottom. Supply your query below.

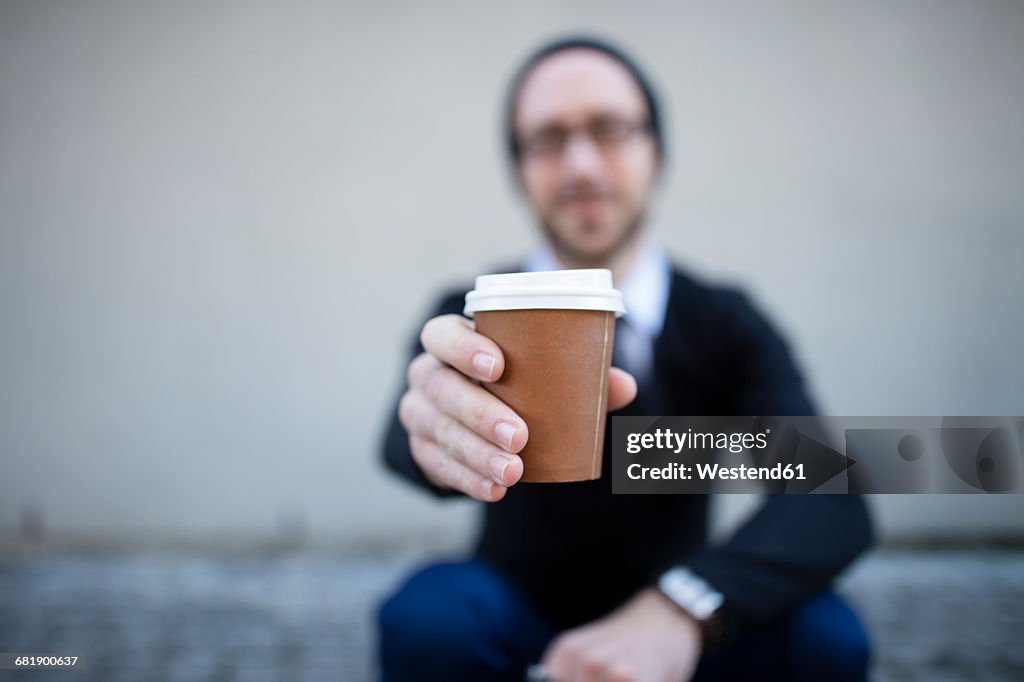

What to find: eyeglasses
left=516, top=117, right=651, bottom=158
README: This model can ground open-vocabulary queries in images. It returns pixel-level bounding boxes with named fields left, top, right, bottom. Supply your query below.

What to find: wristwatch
left=656, top=566, right=727, bottom=653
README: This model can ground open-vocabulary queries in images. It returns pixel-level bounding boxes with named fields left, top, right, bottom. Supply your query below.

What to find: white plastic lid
left=464, top=268, right=626, bottom=317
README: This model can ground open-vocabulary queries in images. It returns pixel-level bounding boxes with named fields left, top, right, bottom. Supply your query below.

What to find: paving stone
left=0, top=548, right=1021, bottom=681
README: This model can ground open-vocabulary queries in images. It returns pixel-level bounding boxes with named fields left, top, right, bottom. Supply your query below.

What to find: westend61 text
left=627, top=462, right=807, bottom=481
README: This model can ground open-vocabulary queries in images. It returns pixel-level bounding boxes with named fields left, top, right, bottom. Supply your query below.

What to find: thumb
left=607, top=367, right=638, bottom=411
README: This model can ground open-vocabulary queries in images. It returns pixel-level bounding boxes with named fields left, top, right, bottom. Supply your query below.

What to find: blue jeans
left=377, top=558, right=871, bottom=681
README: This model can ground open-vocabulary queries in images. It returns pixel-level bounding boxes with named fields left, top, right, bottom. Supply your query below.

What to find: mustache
left=557, top=182, right=615, bottom=204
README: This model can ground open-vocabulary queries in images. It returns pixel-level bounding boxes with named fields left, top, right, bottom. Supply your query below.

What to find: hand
left=399, top=313, right=638, bottom=501
left=540, top=588, right=702, bottom=682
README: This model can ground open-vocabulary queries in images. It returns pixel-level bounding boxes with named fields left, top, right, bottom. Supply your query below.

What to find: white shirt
left=522, top=239, right=672, bottom=386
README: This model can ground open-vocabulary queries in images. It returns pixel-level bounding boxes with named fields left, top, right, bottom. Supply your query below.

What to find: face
left=513, top=49, right=659, bottom=265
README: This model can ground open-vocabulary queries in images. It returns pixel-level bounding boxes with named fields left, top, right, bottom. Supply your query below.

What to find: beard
left=538, top=204, right=647, bottom=267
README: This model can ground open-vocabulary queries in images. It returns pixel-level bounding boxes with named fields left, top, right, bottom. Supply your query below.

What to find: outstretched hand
left=399, top=314, right=637, bottom=501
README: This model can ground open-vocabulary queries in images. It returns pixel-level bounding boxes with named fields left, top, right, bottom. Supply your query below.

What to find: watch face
left=691, top=592, right=725, bottom=620
left=659, top=568, right=724, bottom=621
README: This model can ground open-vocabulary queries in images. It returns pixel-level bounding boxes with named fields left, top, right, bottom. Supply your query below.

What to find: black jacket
left=382, top=265, right=873, bottom=635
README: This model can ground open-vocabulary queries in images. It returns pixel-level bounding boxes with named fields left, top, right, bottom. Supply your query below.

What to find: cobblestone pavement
left=0, top=547, right=1022, bottom=681
left=840, top=549, right=1024, bottom=682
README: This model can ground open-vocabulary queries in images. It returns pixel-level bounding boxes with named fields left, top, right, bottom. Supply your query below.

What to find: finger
left=405, top=432, right=505, bottom=501
left=410, top=435, right=508, bottom=502
left=607, top=367, right=638, bottom=412
left=542, top=633, right=583, bottom=682
left=525, top=664, right=551, bottom=682
left=401, top=390, right=524, bottom=487
left=409, top=433, right=503, bottom=501
left=421, top=314, right=506, bottom=382
left=576, top=651, right=604, bottom=682
left=408, top=355, right=528, bottom=453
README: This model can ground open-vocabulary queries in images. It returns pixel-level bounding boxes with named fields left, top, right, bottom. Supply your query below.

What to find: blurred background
left=1, top=1, right=1022, bottom=680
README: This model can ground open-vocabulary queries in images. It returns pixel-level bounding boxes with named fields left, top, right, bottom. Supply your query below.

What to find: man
left=379, top=37, right=873, bottom=682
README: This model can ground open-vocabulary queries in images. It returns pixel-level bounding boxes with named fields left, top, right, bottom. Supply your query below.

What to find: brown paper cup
left=464, top=269, right=625, bottom=483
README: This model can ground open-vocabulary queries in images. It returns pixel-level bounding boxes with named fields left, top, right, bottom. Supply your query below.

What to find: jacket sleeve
left=380, top=289, right=471, bottom=499
left=680, top=289, right=874, bottom=634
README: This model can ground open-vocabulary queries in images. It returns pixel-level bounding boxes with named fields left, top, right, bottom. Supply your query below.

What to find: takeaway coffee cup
left=464, top=269, right=626, bottom=482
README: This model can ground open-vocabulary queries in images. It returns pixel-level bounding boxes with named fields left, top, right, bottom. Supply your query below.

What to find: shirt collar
left=522, top=238, right=672, bottom=340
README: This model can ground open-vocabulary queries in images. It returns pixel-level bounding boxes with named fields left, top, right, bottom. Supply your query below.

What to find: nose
left=560, top=130, right=605, bottom=177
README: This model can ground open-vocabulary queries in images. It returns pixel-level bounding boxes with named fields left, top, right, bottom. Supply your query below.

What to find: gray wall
left=2, top=1, right=1023, bottom=546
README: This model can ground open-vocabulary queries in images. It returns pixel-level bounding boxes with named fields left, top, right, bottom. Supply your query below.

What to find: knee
left=786, top=592, right=871, bottom=680
left=377, top=562, right=472, bottom=660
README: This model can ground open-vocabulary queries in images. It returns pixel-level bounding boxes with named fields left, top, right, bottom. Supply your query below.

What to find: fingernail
left=489, top=456, right=511, bottom=484
left=472, top=352, right=496, bottom=380
left=480, top=480, right=494, bottom=499
left=495, top=422, right=517, bottom=450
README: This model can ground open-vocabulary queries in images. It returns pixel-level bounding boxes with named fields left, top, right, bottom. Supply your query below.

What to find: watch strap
left=656, top=566, right=727, bottom=653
